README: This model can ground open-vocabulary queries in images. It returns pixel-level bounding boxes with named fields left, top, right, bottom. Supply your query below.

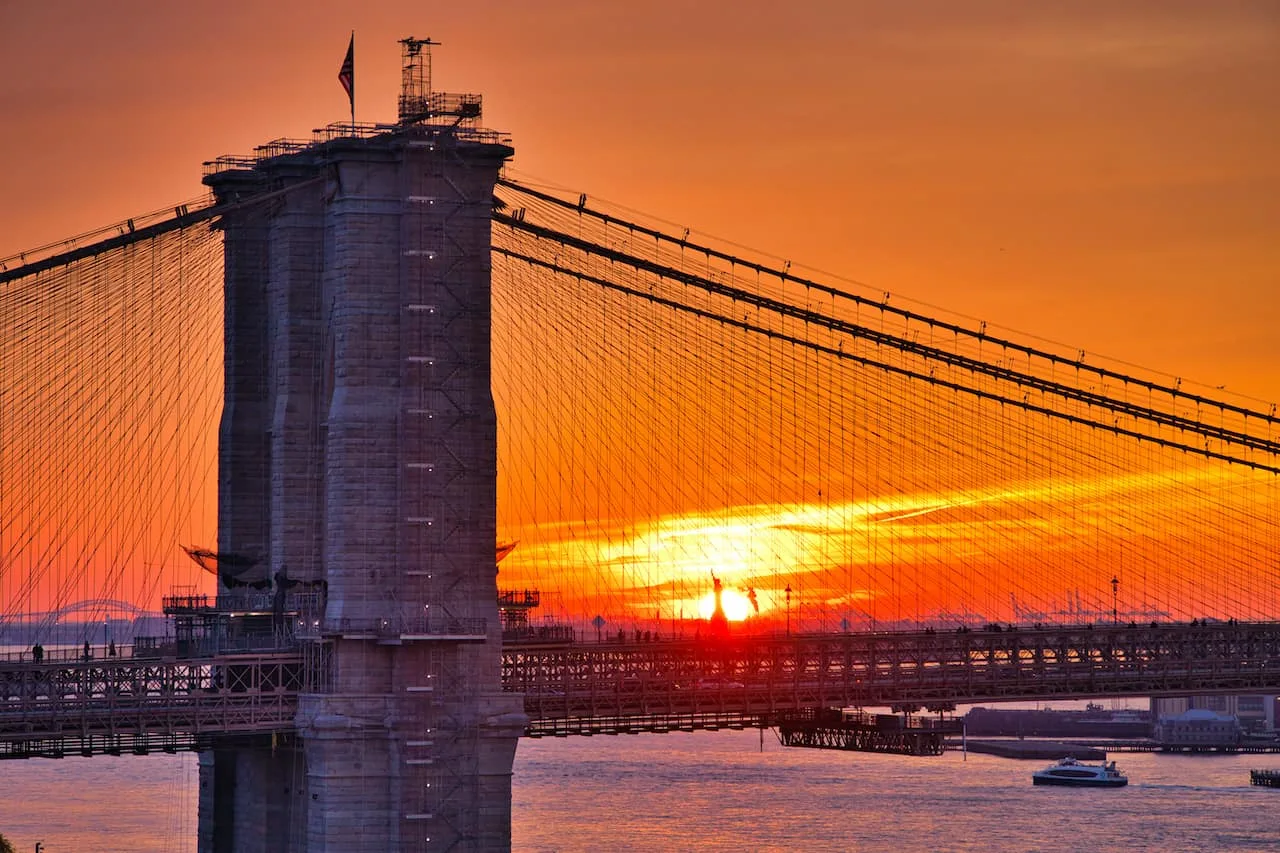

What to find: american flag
left=338, top=35, right=354, bottom=105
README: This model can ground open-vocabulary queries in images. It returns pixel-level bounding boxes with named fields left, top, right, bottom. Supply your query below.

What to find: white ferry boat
left=1031, top=757, right=1128, bottom=788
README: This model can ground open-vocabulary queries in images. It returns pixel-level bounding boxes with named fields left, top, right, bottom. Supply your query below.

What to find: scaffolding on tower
left=398, top=36, right=483, bottom=126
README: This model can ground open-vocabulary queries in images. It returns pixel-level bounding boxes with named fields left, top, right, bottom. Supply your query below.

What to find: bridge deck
left=511, top=621, right=1280, bottom=735
left=0, top=653, right=302, bottom=758
left=2, top=622, right=1279, bottom=754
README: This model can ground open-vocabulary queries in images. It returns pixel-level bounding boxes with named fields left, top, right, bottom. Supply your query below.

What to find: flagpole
left=339, top=32, right=356, bottom=132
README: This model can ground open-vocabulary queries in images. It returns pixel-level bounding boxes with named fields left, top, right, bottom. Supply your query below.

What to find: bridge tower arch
left=201, top=44, right=523, bottom=852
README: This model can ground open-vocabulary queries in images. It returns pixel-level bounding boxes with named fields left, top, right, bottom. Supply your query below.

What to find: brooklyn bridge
left=2, top=38, right=1279, bottom=853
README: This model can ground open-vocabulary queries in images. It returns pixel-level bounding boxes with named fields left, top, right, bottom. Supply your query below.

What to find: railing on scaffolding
left=202, top=115, right=513, bottom=178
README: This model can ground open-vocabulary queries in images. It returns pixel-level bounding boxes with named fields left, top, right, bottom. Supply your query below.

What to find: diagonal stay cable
left=0, top=206, right=222, bottom=285
left=0, top=178, right=323, bottom=287
left=492, top=210, right=1279, bottom=457
left=492, top=243, right=1280, bottom=475
left=497, top=178, right=1279, bottom=431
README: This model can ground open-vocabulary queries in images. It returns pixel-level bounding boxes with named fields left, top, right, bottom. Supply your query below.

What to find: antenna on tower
left=399, top=36, right=439, bottom=124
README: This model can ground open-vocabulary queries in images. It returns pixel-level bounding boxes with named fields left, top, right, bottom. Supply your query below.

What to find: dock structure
left=961, top=740, right=1106, bottom=761
left=1251, top=769, right=1280, bottom=787
left=777, top=708, right=962, bottom=756
left=196, top=39, right=524, bottom=853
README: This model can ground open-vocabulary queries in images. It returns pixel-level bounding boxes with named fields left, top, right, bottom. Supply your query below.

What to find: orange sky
left=2, top=1, right=1277, bottom=398
left=2, top=3, right=1279, bottom=624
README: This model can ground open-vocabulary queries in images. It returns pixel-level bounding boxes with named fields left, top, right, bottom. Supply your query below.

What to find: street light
left=785, top=585, right=792, bottom=637
left=1111, top=576, right=1119, bottom=625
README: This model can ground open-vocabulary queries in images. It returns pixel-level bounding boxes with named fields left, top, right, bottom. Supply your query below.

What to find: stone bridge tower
left=201, top=44, right=524, bottom=851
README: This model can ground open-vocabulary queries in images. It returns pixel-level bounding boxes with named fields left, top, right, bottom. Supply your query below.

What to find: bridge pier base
left=198, top=741, right=309, bottom=853
left=295, top=688, right=524, bottom=852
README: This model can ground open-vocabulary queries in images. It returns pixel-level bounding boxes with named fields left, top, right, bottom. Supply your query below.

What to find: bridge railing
left=203, top=119, right=513, bottom=179
left=163, top=592, right=324, bottom=615
left=130, top=631, right=302, bottom=660
left=497, top=589, right=541, bottom=608
left=502, top=625, right=576, bottom=645
left=0, top=644, right=144, bottom=665
left=296, top=614, right=488, bottom=640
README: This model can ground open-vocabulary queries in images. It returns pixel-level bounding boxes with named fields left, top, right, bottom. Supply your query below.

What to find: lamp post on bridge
left=785, top=585, right=792, bottom=637
left=1111, top=576, right=1119, bottom=625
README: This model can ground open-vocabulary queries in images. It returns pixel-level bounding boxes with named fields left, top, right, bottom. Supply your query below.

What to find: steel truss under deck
left=505, top=621, right=1280, bottom=736
left=0, top=654, right=302, bottom=759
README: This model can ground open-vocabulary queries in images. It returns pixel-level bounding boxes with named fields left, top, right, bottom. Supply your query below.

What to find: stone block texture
left=203, top=126, right=523, bottom=852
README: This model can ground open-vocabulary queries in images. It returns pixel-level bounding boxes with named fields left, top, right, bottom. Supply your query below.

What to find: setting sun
left=697, top=588, right=753, bottom=622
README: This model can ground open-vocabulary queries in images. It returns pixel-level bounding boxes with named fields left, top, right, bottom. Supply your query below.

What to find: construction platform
left=1250, top=769, right=1280, bottom=787
left=777, top=707, right=962, bottom=756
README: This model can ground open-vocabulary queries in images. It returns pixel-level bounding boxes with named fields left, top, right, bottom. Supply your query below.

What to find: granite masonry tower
left=199, top=39, right=525, bottom=851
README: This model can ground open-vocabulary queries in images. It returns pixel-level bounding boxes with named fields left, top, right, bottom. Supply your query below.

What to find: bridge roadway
left=3, top=621, right=1279, bottom=756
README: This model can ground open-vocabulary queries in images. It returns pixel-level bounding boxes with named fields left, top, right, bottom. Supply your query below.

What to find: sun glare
left=696, top=588, right=753, bottom=622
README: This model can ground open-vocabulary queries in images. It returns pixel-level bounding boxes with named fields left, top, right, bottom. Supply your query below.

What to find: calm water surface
left=1, top=731, right=1278, bottom=851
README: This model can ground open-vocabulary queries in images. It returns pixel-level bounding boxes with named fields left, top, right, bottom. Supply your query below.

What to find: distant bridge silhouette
left=6, top=599, right=163, bottom=624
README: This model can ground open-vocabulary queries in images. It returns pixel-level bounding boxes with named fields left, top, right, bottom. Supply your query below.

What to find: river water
left=0, top=731, right=1278, bottom=852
